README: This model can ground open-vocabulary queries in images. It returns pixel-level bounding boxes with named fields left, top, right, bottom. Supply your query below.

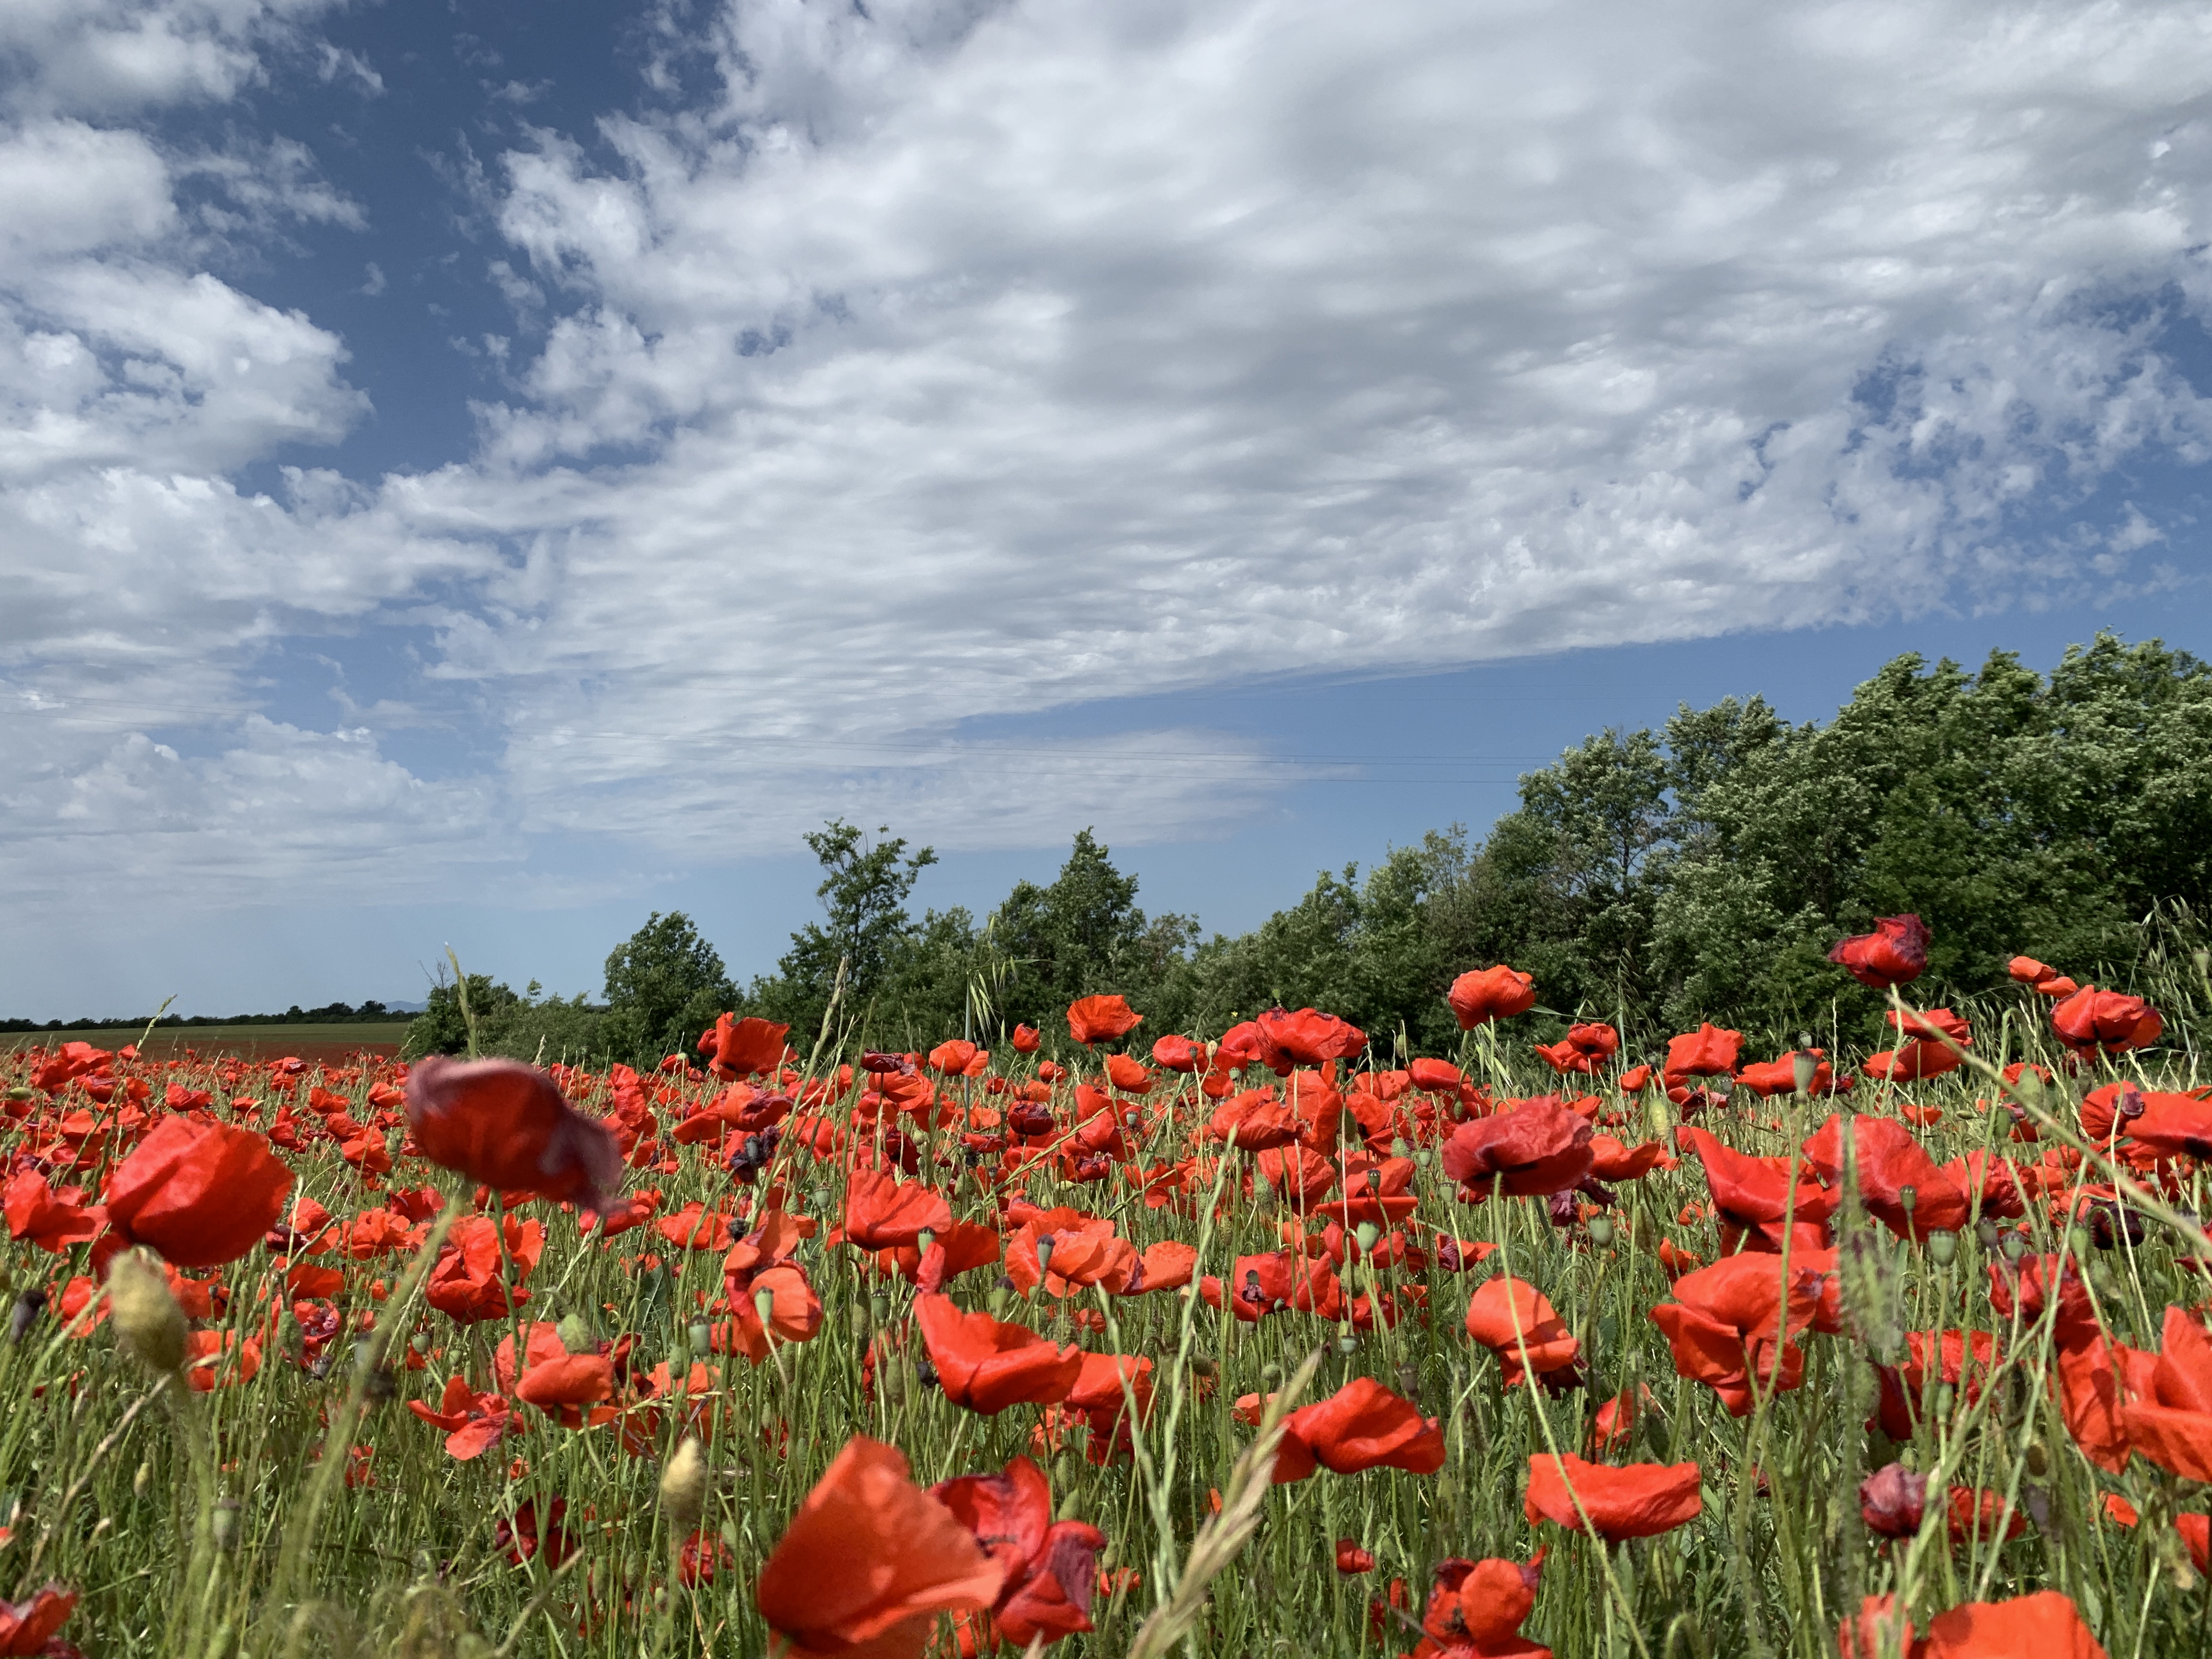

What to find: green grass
left=3, top=968, right=2211, bottom=1658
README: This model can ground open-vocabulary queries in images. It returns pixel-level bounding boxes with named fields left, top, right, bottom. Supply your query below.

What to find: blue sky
left=4, top=0, right=2211, bottom=1019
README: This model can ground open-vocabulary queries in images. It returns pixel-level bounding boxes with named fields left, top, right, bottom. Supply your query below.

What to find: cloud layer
left=5, top=0, right=2212, bottom=917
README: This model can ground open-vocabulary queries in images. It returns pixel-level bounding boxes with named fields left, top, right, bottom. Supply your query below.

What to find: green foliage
left=602, top=911, right=737, bottom=1065
left=400, top=973, right=520, bottom=1058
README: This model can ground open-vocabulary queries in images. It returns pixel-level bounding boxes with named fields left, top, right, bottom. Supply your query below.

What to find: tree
left=602, top=912, right=737, bottom=1065
left=990, top=830, right=1200, bottom=1042
left=402, top=973, right=521, bottom=1058
left=757, top=821, right=940, bottom=1038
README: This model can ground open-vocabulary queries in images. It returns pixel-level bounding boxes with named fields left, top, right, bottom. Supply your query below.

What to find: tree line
left=409, top=631, right=2212, bottom=1067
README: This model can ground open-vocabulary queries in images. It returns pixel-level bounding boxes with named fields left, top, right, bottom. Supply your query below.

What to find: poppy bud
left=556, top=1314, right=592, bottom=1352
left=1791, top=1052, right=1819, bottom=1097
left=133, top=1462, right=151, bottom=1498
left=108, top=1250, right=188, bottom=1376
left=1354, top=1221, right=1382, bottom=1256
left=212, top=1499, right=240, bottom=1553
left=687, top=1321, right=712, bottom=1358
left=1925, top=1231, right=1957, bottom=1266
left=916, top=1228, right=936, bottom=1255
left=1587, top=1215, right=1616, bottom=1249
left=1034, top=1234, right=1055, bottom=1277
left=659, top=1437, right=709, bottom=1530
left=1261, top=1363, right=1283, bottom=1389
left=753, top=1287, right=776, bottom=1329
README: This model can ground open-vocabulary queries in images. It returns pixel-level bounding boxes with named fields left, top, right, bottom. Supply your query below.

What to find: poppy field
left=2, top=920, right=2210, bottom=1658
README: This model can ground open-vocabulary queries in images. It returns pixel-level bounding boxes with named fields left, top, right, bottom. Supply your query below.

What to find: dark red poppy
left=1334, top=1539, right=1376, bottom=1575
left=757, top=1437, right=1005, bottom=1659
left=1257, top=1007, right=1367, bottom=1065
left=1523, top=1454, right=1701, bottom=1540
left=405, top=1056, right=619, bottom=1212
left=930, top=1455, right=1105, bottom=1649
left=2050, top=986, right=2163, bottom=1056
left=101, top=1118, right=293, bottom=1268
left=1440, top=1100, right=1593, bottom=1198
left=1801, top=1115, right=1968, bottom=1240
left=1827, top=913, right=1929, bottom=989
left=1273, top=1376, right=1445, bottom=1483
left=1873, top=1329, right=1999, bottom=1441
left=913, top=1294, right=1081, bottom=1414
left=1858, top=1462, right=1926, bottom=1537
left=1065, top=996, right=1142, bottom=1046
left=1446, top=966, right=1536, bottom=1029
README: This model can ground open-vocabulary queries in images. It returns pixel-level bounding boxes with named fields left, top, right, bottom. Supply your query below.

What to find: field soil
left=8, top=1023, right=411, bottom=1062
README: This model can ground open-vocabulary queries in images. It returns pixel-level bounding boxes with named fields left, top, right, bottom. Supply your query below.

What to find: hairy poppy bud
left=1925, top=1231, right=1957, bottom=1266
left=108, top=1251, right=188, bottom=1375
left=660, top=1437, right=709, bottom=1530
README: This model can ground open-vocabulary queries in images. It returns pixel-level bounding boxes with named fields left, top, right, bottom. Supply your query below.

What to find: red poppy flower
left=1216, top=1019, right=1293, bottom=1075
left=1446, top=966, right=1537, bottom=1029
left=1464, top=1277, right=1581, bottom=1388
left=1256, top=1007, right=1367, bottom=1065
left=1149, top=1035, right=1207, bottom=1073
left=1011, top=1024, right=1042, bottom=1054
left=927, top=1040, right=985, bottom=1077
left=2124, top=1092, right=2212, bottom=1160
left=1065, top=996, right=1142, bottom=1046
left=101, top=1118, right=294, bottom=1268
left=425, top=1214, right=543, bottom=1325
left=3, top=1175, right=99, bottom=1254
left=1273, top=1376, right=1445, bottom=1483
left=1440, top=1101, right=1593, bottom=1198
left=913, top=1294, right=1081, bottom=1414
left=1735, top=1050, right=1838, bottom=1098
left=1534, top=1022, right=1620, bottom=1075
left=1664, top=1024, right=1742, bottom=1079
left=1677, top=1127, right=1837, bottom=1252
left=2118, top=1305, right=2212, bottom=1483
left=1827, top=913, right=1929, bottom=989
left=757, top=1437, right=1005, bottom=1659
left=0, top=1584, right=78, bottom=1657
left=698, top=1014, right=790, bottom=1078
left=842, top=1169, right=953, bottom=1251
left=408, top=1375, right=517, bottom=1460
left=1334, top=1539, right=1375, bottom=1575
left=1413, top=1555, right=1549, bottom=1658
left=1649, top=1253, right=1821, bottom=1415
left=405, top=1057, right=619, bottom=1212
left=1838, top=1596, right=1915, bottom=1659
left=1407, top=1058, right=1463, bottom=1093
left=1199, top=1250, right=1343, bottom=1323
left=1915, top=1590, right=2108, bottom=1658
left=2050, top=987, right=2163, bottom=1056
left=1858, top=1462, right=1926, bottom=1537
left=1873, top=1329, right=1999, bottom=1442
left=1208, top=1090, right=1301, bottom=1152
left=930, top=1455, right=1105, bottom=1648
left=1801, top=1115, right=1968, bottom=1240
left=1103, top=1053, right=1154, bottom=1094
left=1524, top=1455, right=1701, bottom=1540
left=1861, top=1041, right=1963, bottom=1084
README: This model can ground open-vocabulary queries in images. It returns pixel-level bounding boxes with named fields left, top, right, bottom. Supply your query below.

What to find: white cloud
left=9, top=0, right=2212, bottom=920
left=398, top=0, right=2212, bottom=856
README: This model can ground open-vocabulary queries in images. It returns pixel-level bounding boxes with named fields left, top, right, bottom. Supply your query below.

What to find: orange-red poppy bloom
left=2118, top=1305, right=2212, bottom=1484
left=1257, top=1007, right=1367, bottom=1065
left=0, top=1584, right=79, bottom=1657
left=1523, top=1455, right=1701, bottom=1540
left=1334, top=1538, right=1375, bottom=1575
left=2051, top=987, right=2163, bottom=1056
left=1446, top=967, right=1536, bottom=1029
left=698, top=1014, right=790, bottom=1078
left=1415, top=1555, right=1549, bottom=1659
left=1801, top=1115, right=1968, bottom=1240
left=913, top=1294, right=1081, bottom=1414
left=1464, top=1277, right=1581, bottom=1389
left=1273, top=1376, right=1446, bottom=1483
left=1664, top=1024, right=1742, bottom=1079
left=843, top=1169, right=953, bottom=1251
left=756, top=1437, right=1005, bottom=1659
left=1914, top=1590, right=2108, bottom=1658
left=408, top=1375, right=517, bottom=1460
left=1065, top=996, right=1142, bottom=1047
left=1150, top=1036, right=1208, bottom=1073
left=405, top=1057, right=619, bottom=1212
left=1649, top=1253, right=1821, bottom=1416
left=101, top=1118, right=294, bottom=1269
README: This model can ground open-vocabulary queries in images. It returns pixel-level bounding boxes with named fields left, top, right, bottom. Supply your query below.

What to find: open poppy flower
left=913, top=1294, right=1081, bottom=1414
left=1677, top=1126, right=1836, bottom=1252
left=843, top=1169, right=953, bottom=1250
left=1413, top=1555, right=1549, bottom=1658
left=406, top=1056, right=619, bottom=1212
left=1801, top=1115, right=1968, bottom=1240
left=0, top=1584, right=80, bottom=1658
left=1257, top=1007, right=1367, bottom=1065
left=1065, top=996, right=1143, bottom=1047
left=1650, top=1253, right=1821, bottom=1415
left=2124, top=1092, right=2212, bottom=1160
left=1441, top=1101, right=1593, bottom=1199
left=2050, top=987, right=2163, bottom=1057
left=757, top=1437, right=1005, bottom=1659
left=1524, top=1454, right=1701, bottom=1540
left=930, top=1455, right=1105, bottom=1649
left=1862, top=1041, right=1964, bottom=1084
left=698, top=1014, right=791, bottom=1078
left=1272, top=1376, right=1445, bottom=1483
left=1664, top=1024, right=1742, bottom=1079
left=1827, top=914, right=1929, bottom=989
left=1334, top=1538, right=1376, bottom=1575
left=3, top=1175, right=99, bottom=1254
left=1534, top=1022, right=1619, bottom=1076
left=2118, top=1305, right=2212, bottom=1484
left=1914, top=1590, right=2108, bottom=1658
left=100, top=1118, right=294, bottom=1268
left=408, top=1375, right=517, bottom=1460
left=1150, top=1035, right=1208, bottom=1073
left=1464, top=1277, right=1581, bottom=1389
left=1446, top=966, right=1537, bottom=1029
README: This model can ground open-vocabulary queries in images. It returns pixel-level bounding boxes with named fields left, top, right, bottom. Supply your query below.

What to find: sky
left=4, top=0, right=2211, bottom=1020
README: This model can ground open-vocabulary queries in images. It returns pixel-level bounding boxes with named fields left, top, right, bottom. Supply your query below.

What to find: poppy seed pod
left=108, top=1250, right=188, bottom=1375
left=660, top=1437, right=709, bottom=1530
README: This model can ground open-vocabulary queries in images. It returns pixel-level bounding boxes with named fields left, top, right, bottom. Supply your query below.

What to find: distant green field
left=5, top=1023, right=411, bottom=1059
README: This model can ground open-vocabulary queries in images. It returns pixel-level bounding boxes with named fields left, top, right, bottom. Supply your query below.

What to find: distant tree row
left=409, top=630, right=2212, bottom=1067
